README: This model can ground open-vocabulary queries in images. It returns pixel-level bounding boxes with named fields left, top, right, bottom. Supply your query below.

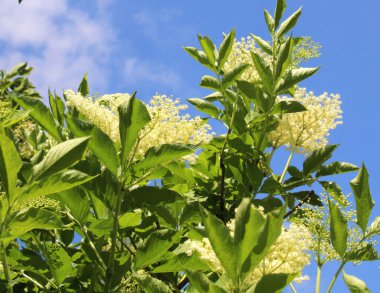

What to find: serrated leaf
left=32, top=137, right=90, bottom=180
left=236, top=80, right=269, bottom=112
left=200, top=206, right=236, bottom=281
left=133, top=144, right=196, bottom=171
left=45, top=243, right=74, bottom=285
left=350, top=164, right=374, bottom=233
left=319, top=181, right=346, bottom=206
left=78, top=74, right=89, bottom=96
left=271, top=100, right=306, bottom=115
left=275, top=36, right=292, bottom=79
left=135, top=230, right=180, bottom=269
left=275, top=67, right=320, bottom=94
left=198, top=35, right=216, bottom=67
left=316, top=162, right=359, bottom=177
left=118, top=93, right=151, bottom=167
left=264, top=10, right=275, bottom=34
left=184, top=47, right=214, bottom=71
left=199, top=75, right=220, bottom=91
left=4, top=208, right=63, bottom=238
left=49, top=91, right=65, bottom=126
left=250, top=34, right=272, bottom=55
left=66, top=117, right=119, bottom=176
left=16, top=170, right=96, bottom=204
left=55, top=187, right=90, bottom=224
left=188, top=98, right=220, bottom=118
left=12, top=95, right=63, bottom=141
left=303, top=144, right=338, bottom=175
left=343, top=271, right=371, bottom=293
left=276, top=7, right=302, bottom=37
left=274, top=0, right=286, bottom=29
left=222, top=63, right=250, bottom=87
left=347, top=243, right=379, bottom=262
left=254, top=273, right=296, bottom=293
left=0, top=125, right=22, bottom=198
left=250, top=51, right=273, bottom=93
left=185, top=270, right=226, bottom=293
left=218, top=29, right=235, bottom=71
left=133, top=272, right=172, bottom=293
left=328, top=200, right=347, bottom=257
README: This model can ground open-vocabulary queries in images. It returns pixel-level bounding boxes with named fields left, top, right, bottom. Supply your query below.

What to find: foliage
left=1, top=0, right=379, bottom=292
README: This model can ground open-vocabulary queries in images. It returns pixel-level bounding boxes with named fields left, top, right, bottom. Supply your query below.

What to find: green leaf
left=319, top=181, right=346, bottom=206
left=135, top=230, right=181, bottom=269
left=119, top=210, right=142, bottom=228
left=184, top=47, right=214, bottom=71
left=133, top=144, right=196, bottom=171
left=275, top=67, right=320, bottom=94
left=274, top=0, right=286, bottom=29
left=343, top=271, right=371, bottom=293
left=16, top=170, right=96, bottom=204
left=199, top=75, right=220, bottom=91
left=316, top=162, right=359, bottom=177
left=32, top=137, right=90, bottom=180
left=275, top=36, right=292, bottom=79
left=55, top=187, right=90, bottom=224
left=222, top=63, right=250, bottom=87
left=218, top=29, right=235, bottom=71
left=185, top=270, right=226, bottom=293
left=236, top=80, right=269, bottom=112
left=198, top=35, right=216, bottom=67
left=328, top=200, right=347, bottom=257
left=347, top=243, right=379, bottom=262
left=118, top=93, right=151, bottom=167
left=276, top=7, right=302, bottom=38
left=368, top=217, right=380, bottom=236
left=303, top=144, right=338, bottom=175
left=49, top=91, right=65, bottom=126
left=153, top=252, right=210, bottom=273
left=88, top=218, right=113, bottom=237
left=4, top=208, right=63, bottom=238
left=0, top=125, right=22, bottom=198
left=78, top=73, right=89, bottom=96
left=350, top=164, right=374, bottom=233
left=271, top=100, right=306, bottom=115
left=250, top=34, right=272, bottom=55
left=66, top=117, right=119, bottom=176
left=200, top=206, right=236, bottom=281
left=264, top=10, right=275, bottom=34
left=234, top=199, right=266, bottom=276
left=45, top=243, right=74, bottom=285
left=133, top=272, right=172, bottom=293
left=188, top=98, right=220, bottom=118
left=12, top=95, right=63, bottom=141
left=254, top=274, right=296, bottom=293
left=250, top=51, right=273, bottom=93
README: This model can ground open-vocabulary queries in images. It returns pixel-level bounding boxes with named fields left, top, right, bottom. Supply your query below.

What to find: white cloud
left=123, top=57, right=181, bottom=91
left=0, top=0, right=114, bottom=95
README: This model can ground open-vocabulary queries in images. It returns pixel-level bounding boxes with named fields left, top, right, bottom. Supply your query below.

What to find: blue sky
left=1, top=0, right=379, bottom=292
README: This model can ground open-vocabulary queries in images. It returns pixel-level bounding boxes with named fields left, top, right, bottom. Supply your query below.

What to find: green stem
left=326, top=261, right=346, bottom=293
left=21, top=271, right=47, bottom=291
left=1, top=242, right=12, bottom=293
left=316, top=264, right=322, bottom=293
left=279, top=148, right=295, bottom=183
left=289, top=283, right=297, bottom=293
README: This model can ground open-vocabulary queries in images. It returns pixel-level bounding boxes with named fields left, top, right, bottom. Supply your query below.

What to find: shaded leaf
left=133, top=272, right=172, bottom=293
left=328, top=200, right=347, bottom=257
left=303, top=145, right=338, bottom=175
left=316, top=162, right=359, bottom=177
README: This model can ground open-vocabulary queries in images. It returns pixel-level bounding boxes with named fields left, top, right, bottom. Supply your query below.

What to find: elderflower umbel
left=269, top=88, right=342, bottom=153
left=292, top=193, right=378, bottom=264
left=183, top=221, right=311, bottom=289
left=64, top=90, right=212, bottom=161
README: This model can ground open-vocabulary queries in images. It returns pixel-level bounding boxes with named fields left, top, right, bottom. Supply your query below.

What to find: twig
left=283, top=190, right=315, bottom=219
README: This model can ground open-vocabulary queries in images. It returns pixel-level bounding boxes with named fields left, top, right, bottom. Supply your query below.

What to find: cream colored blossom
left=12, top=196, right=62, bottom=213
left=223, top=36, right=270, bottom=83
left=64, top=90, right=212, bottom=162
left=183, top=222, right=311, bottom=289
left=269, top=88, right=342, bottom=153
left=292, top=193, right=378, bottom=264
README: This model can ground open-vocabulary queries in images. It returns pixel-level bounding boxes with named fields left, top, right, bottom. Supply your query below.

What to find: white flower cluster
left=223, top=36, right=270, bottom=83
left=183, top=221, right=311, bottom=289
left=269, top=88, right=342, bottom=153
left=64, top=91, right=212, bottom=162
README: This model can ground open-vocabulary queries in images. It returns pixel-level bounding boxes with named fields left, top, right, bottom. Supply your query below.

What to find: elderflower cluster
left=292, top=193, right=378, bottom=263
left=12, top=196, right=62, bottom=213
left=64, top=91, right=212, bottom=162
left=183, top=221, right=311, bottom=289
left=269, top=88, right=342, bottom=153
left=224, top=36, right=270, bottom=83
